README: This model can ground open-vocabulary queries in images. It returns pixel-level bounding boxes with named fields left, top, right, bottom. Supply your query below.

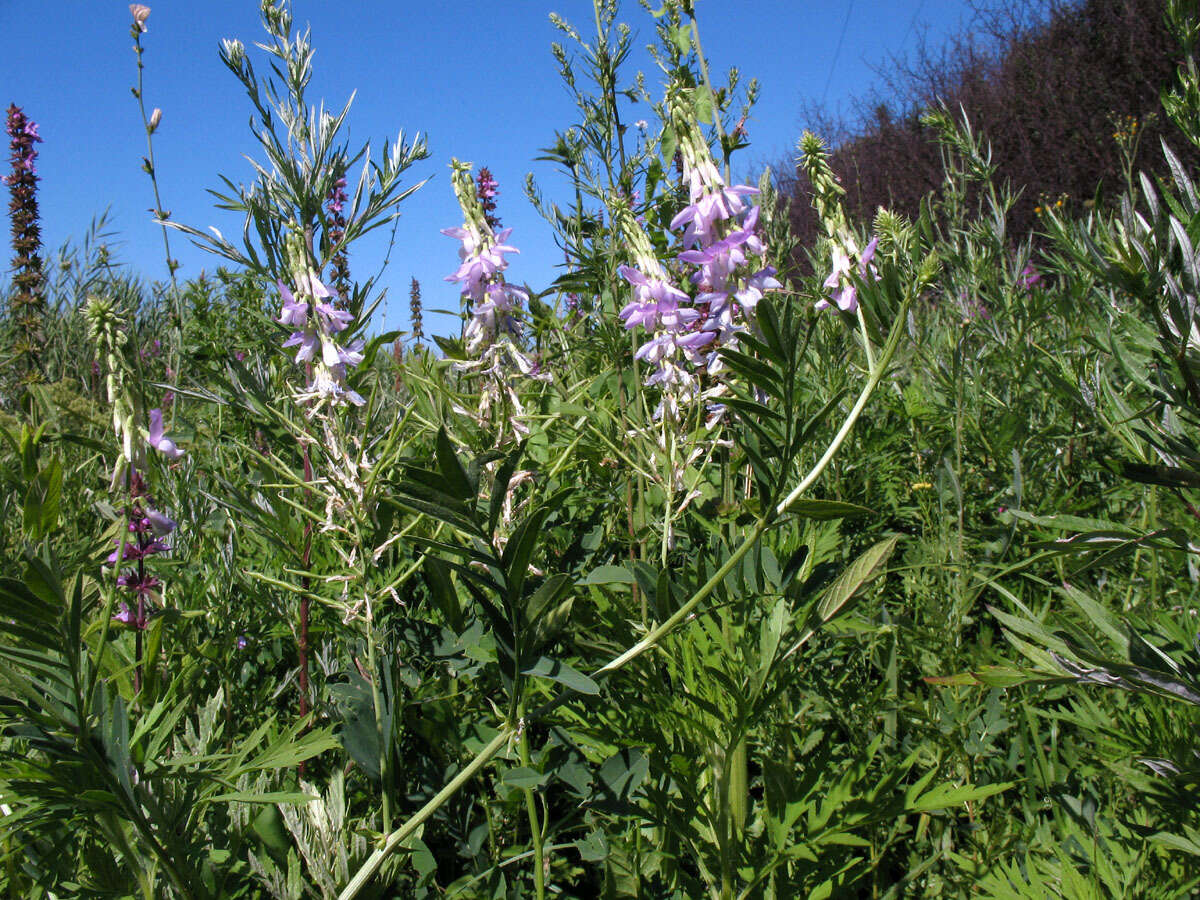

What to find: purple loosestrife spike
left=5, top=104, right=46, bottom=388
left=325, top=174, right=350, bottom=299
left=117, top=573, right=160, bottom=597
left=476, top=166, right=501, bottom=230
left=108, top=538, right=169, bottom=564
left=409, top=277, right=424, bottom=345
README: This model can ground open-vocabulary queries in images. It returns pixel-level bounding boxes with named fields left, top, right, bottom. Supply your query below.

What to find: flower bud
left=221, top=39, right=246, bottom=67
left=147, top=108, right=162, bottom=134
left=129, top=4, right=150, bottom=32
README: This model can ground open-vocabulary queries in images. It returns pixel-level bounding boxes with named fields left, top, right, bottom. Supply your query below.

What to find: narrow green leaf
left=787, top=499, right=873, bottom=521
left=578, top=565, right=635, bottom=586
left=522, top=655, right=599, bottom=695
left=502, top=766, right=549, bottom=790
left=435, top=428, right=474, bottom=500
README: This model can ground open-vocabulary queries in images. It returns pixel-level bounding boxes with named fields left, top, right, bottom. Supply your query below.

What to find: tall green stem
left=131, top=23, right=182, bottom=393
left=367, top=622, right=392, bottom=833
left=339, top=727, right=514, bottom=899
left=519, top=723, right=547, bottom=899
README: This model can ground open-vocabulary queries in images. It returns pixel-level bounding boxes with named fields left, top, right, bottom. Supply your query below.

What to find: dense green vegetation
left=4, top=0, right=1200, bottom=896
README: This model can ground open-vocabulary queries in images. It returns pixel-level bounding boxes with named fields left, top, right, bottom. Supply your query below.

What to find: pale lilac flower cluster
left=442, top=224, right=527, bottom=356
left=613, top=200, right=707, bottom=422
left=616, top=92, right=780, bottom=421
left=672, top=179, right=780, bottom=375
left=277, top=270, right=365, bottom=407
left=326, top=175, right=350, bottom=300
left=443, top=160, right=546, bottom=438
left=816, top=236, right=878, bottom=313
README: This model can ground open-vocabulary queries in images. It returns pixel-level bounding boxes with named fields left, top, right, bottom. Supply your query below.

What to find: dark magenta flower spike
left=4, top=104, right=46, bottom=391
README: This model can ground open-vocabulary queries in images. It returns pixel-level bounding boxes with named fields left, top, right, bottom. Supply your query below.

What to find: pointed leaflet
left=785, top=499, right=873, bottom=521
left=501, top=489, right=571, bottom=603
left=816, top=534, right=900, bottom=622
left=435, top=427, right=475, bottom=501
left=423, top=556, right=463, bottom=632
left=522, top=655, right=599, bottom=695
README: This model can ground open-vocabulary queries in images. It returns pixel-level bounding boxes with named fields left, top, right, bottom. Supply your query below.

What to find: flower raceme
left=443, top=159, right=545, bottom=440
left=616, top=87, right=780, bottom=421
left=443, top=160, right=534, bottom=363
left=614, top=198, right=707, bottom=422
left=276, top=269, right=365, bottom=408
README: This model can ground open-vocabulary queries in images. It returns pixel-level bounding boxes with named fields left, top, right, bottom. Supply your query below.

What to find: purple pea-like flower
left=446, top=227, right=520, bottom=302
left=283, top=329, right=318, bottom=363
left=315, top=300, right=353, bottom=334
left=816, top=237, right=879, bottom=313
left=147, top=408, right=184, bottom=459
left=617, top=265, right=694, bottom=331
left=113, top=602, right=143, bottom=629
left=145, top=508, right=176, bottom=536
left=277, top=281, right=308, bottom=327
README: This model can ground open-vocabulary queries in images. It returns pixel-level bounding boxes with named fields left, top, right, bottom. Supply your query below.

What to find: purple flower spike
left=147, top=409, right=184, bottom=459
left=107, top=538, right=169, bottom=564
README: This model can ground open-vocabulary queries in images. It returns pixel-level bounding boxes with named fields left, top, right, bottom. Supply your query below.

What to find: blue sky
left=1, top=1, right=973, bottom=337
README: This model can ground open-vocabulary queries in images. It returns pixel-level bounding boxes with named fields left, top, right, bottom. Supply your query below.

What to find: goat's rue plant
left=1, top=0, right=1133, bottom=897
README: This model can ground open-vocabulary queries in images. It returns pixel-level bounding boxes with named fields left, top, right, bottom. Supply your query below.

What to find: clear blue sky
left=1, top=1, right=973, bottom=337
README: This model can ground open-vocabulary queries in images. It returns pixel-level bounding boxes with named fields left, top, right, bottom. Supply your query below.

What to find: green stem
left=132, top=31, right=182, bottom=392
left=856, top=306, right=877, bottom=374
left=661, top=416, right=676, bottom=568
left=367, top=624, right=391, bottom=834
left=688, top=11, right=731, bottom=183
left=338, top=727, right=514, bottom=900
left=520, top=724, right=547, bottom=899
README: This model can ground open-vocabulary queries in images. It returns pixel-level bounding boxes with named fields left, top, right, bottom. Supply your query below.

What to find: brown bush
left=782, top=0, right=1192, bottom=254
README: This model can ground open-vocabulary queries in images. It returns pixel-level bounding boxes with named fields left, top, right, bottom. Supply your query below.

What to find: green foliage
left=11, top=0, right=1200, bottom=897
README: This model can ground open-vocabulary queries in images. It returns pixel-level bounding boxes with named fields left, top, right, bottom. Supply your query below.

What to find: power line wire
left=821, top=0, right=856, bottom=104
